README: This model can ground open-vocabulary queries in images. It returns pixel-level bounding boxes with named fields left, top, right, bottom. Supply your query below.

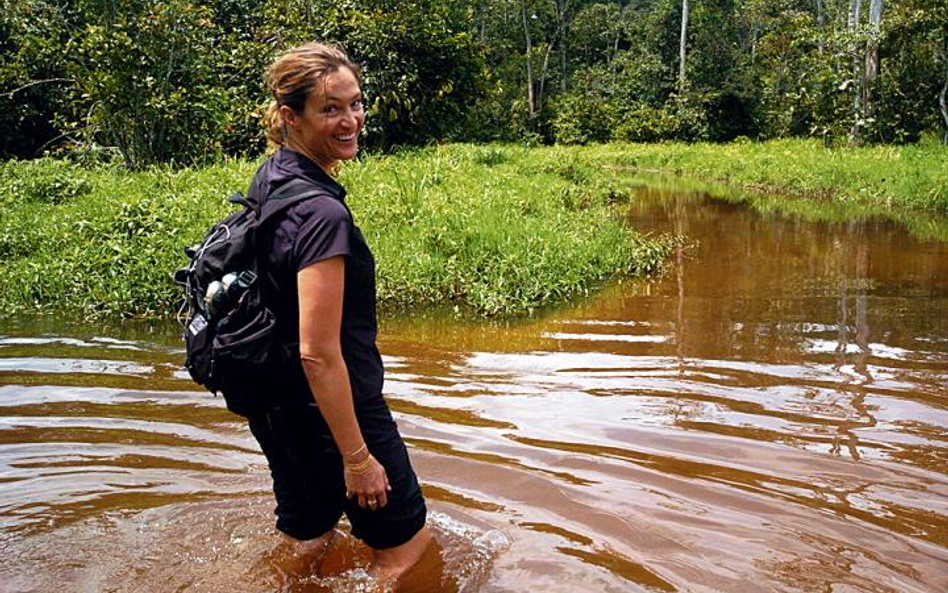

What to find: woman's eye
left=352, top=100, right=364, bottom=110
left=323, top=105, right=339, bottom=114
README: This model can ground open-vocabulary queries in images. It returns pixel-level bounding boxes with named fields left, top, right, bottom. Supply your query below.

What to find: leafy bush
left=68, top=0, right=227, bottom=169
left=0, top=158, right=91, bottom=205
left=0, top=0, right=72, bottom=159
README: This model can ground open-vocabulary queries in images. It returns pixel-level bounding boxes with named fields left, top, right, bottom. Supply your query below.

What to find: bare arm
left=298, top=256, right=390, bottom=508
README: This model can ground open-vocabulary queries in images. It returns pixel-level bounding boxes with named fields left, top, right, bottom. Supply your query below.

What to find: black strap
left=266, top=178, right=323, bottom=200
left=228, top=192, right=254, bottom=209
left=256, top=178, right=331, bottom=218
left=249, top=178, right=337, bottom=289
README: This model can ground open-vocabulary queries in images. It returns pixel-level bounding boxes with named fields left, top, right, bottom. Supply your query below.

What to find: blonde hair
left=263, top=43, right=361, bottom=152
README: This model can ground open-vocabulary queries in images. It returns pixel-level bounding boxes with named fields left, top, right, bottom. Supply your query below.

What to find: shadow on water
left=1, top=182, right=947, bottom=592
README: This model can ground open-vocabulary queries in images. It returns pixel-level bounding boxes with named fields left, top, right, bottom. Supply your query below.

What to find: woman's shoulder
left=287, top=191, right=351, bottom=228
left=250, top=148, right=345, bottom=203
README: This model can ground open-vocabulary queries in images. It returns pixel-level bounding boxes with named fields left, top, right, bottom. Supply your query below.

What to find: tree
left=850, top=0, right=883, bottom=142
left=0, top=0, right=73, bottom=159
left=679, top=0, right=689, bottom=90
left=68, top=0, right=227, bottom=168
left=521, top=0, right=537, bottom=117
left=263, top=0, right=487, bottom=149
left=853, top=0, right=945, bottom=142
left=942, top=32, right=948, bottom=142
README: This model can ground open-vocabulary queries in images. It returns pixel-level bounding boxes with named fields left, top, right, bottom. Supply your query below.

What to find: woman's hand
left=344, top=454, right=391, bottom=510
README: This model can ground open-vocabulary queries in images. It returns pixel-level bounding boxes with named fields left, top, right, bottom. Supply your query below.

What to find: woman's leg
left=272, top=528, right=339, bottom=579
left=370, top=525, right=434, bottom=586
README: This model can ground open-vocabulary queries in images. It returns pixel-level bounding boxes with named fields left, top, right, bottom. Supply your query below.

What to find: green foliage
left=342, top=144, right=672, bottom=316
left=0, top=159, right=256, bottom=317
left=551, top=50, right=713, bottom=144
left=867, top=0, right=948, bottom=143
left=0, top=158, right=92, bottom=205
left=0, top=146, right=671, bottom=319
left=0, top=0, right=72, bottom=158
left=603, top=137, right=948, bottom=215
left=1, top=0, right=946, bottom=160
left=68, top=0, right=228, bottom=168
left=262, top=0, right=487, bottom=149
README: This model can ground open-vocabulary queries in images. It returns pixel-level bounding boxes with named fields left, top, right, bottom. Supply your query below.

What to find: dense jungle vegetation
left=0, top=146, right=674, bottom=318
left=2, top=0, right=946, bottom=169
left=2, top=1, right=946, bottom=320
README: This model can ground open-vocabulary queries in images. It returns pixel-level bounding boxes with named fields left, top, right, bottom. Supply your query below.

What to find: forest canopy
left=2, top=0, right=946, bottom=168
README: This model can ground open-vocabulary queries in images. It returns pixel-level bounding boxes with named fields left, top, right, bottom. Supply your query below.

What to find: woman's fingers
left=345, top=457, right=391, bottom=509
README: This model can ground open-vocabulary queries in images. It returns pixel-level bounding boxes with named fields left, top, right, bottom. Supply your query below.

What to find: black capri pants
left=248, top=399, right=427, bottom=550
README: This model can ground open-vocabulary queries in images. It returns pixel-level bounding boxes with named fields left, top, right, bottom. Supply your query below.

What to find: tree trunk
left=941, top=32, right=948, bottom=144
left=941, top=78, right=948, bottom=144
left=556, top=0, right=568, bottom=93
left=679, top=0, right=689, bottom=91
left=521, top=0, right=535, bottom=118
left=848, top=0, right=861, bottom=30
left=848, top=0, right=863, bottom=142
left=538, top=42, right=554, bottom=113
left=817, top=0, right=824, bottom=54
left=865, top=0, right=883, bottom=84
left=612, top=30, right=620, bottom=66
left=750, top=20, right=759, bottom=65
left=478, top=1, right=486, bottom=44
left=854, top=0, right=883, bottom=142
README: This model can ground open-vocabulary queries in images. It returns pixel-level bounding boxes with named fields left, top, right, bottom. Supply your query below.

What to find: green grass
left=0, top=145, right=671, bottom=319
left=3, top=139, right=944, bottom=320
left=577, top=137, right=948, bottom=240
left=591, top=137, right=948, bottom=212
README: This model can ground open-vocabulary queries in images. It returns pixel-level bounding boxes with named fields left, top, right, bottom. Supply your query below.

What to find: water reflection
left=1, top=189, right=947, bottom=592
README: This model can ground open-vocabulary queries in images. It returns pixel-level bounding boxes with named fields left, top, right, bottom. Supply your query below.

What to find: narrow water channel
left=1, top=187, right=946, bottom=592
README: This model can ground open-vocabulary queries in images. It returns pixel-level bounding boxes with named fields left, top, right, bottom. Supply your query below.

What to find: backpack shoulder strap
left=257, top=178, right=335, bottom=223
left=249, top=178, right=338, bottom=281
left=228, top=191, right=254, bottom=210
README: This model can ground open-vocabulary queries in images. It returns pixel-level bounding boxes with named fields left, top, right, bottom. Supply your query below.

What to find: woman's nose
left=341, top=108, right=359, bottom=128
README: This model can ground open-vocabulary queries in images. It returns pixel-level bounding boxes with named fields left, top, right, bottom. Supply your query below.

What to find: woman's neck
left=283, top=138, right=336, bottom=176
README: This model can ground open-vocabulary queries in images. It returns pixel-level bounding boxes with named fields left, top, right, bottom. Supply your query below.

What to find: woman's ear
left=278, top=105, right=298, bottom=129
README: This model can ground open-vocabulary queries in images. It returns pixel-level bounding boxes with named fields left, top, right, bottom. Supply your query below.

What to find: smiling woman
left=277, top=67, right=365, bottom=169
left=243, top=42, right=433, bottom=589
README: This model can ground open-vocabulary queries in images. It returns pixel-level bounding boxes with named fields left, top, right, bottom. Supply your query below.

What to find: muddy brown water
left=1, top=188, right=946, bottom=592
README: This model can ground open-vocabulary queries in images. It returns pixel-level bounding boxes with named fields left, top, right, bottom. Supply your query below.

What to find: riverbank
left=603, top=137, right=948, bottom=212
left=0, top=146, right=671, bottom=319
left=2, top=139, right=945, bottom=319
left=584, top=138, right=948, bottom=241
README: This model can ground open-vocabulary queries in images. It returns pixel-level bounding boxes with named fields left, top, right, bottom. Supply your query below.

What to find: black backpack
left=174, top=178, right=330, bottom=416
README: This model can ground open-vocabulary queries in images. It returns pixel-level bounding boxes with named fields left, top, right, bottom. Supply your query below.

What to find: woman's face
left=286, top=67, right=365, bottom=172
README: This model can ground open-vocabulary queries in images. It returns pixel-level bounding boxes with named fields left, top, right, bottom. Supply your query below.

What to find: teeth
left=336, top=134, right=355, bottom=141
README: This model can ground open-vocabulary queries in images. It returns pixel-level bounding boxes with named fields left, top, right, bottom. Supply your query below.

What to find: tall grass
left=583, top=137, right=948, bottom=214
left=4, top=139, right=943, bottom=320
left=342, top=145, right=670, bottom=316
left=0, top=146, right=670, bottom=319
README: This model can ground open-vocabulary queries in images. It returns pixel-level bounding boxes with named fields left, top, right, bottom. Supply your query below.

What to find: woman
left=245, top=42, right=431, bottom=586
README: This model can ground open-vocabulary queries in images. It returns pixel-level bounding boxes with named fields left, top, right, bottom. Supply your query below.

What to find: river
left=1, top=186, right=946, bottom=592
